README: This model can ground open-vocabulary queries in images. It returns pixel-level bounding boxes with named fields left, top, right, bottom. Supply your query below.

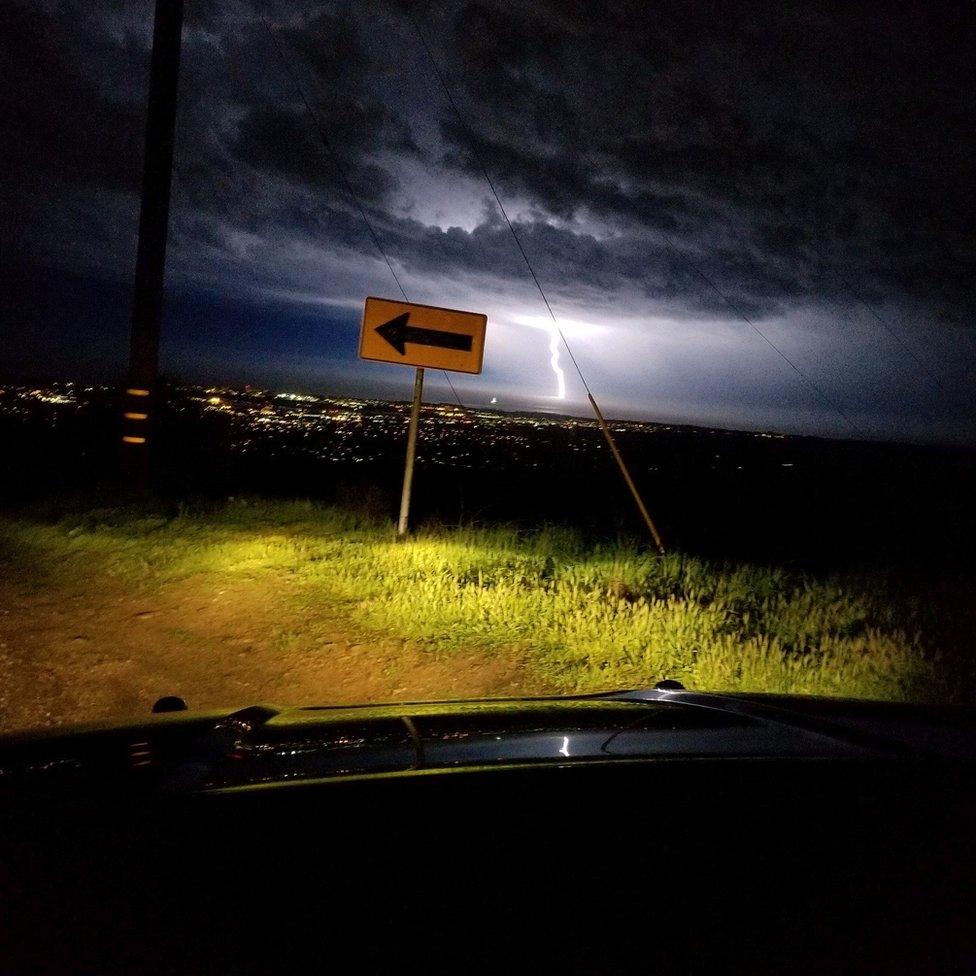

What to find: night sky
left=3, top=1, right=974, bottom=443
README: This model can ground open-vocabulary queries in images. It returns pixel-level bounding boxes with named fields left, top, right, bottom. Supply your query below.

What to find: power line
left=255, top=3, right=853, bottom=443
left=398, top=3, right=593, bottom=397
left=256, top=6, right=409, bottom=303
left=802, top=238, right=974, bottom=414
left=675, top=217, right=961, bottom=425
left=807, top=241, right=931, bottom=371
left=399, top=4, right=860, bottom=439
left=398, top=4, right=665, bottom=550
left=440, top=370, right=473, bottom=420
left=658, top=231, right=858, bottom=432
left=255, top=3, right=470, bottom=415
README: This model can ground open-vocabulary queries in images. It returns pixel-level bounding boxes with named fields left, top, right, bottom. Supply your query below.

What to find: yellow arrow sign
left=359, top=297, right=487, bottom=374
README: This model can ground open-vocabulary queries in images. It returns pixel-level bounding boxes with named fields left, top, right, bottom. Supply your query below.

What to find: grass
left=1, top=497, right=970, bottom=703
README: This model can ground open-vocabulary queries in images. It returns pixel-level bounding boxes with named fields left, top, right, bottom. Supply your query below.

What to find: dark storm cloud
left=220, top=5, right=423, bottom=183
left=194, top=0, right=975, bottom=325
left=0, top=3, right=146, bottom=267
left=6, top=0, right=973, bottom=325
left=0, top=4, right=145, bottom=194
left=430, top=0, right=976, bottom=323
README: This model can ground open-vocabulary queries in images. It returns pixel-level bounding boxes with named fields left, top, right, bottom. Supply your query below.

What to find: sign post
left=359, top=297, right=487, bottom=536
left=397, top=367, right=425, bottom=537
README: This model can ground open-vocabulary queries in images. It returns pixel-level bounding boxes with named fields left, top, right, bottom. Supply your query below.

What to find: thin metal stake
left=397, top=367, right=425, bottom=537
left=588, top=393, right=666, bottom=552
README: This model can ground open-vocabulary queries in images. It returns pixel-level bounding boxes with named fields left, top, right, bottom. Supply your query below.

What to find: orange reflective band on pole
left=124, top=412, right=149, bottom=421
left=126, top=388, right=151, bottom=397
left=122, top=435, right=147, bottom=445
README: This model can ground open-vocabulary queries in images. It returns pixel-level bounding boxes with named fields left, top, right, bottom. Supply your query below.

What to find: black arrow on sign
left=375, top=313, right=473, bottom=356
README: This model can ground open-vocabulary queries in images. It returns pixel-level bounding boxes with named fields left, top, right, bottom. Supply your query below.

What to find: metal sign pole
left=397, top=367, right=425, bottom=537
left=358, top=298, right=485, bottom=536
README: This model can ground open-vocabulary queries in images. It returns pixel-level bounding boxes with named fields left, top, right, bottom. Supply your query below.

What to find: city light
left=0, top=382, right=796, bottom=479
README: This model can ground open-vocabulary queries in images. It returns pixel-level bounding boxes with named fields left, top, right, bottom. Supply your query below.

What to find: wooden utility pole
left=121, top=0, right=185, bottom=484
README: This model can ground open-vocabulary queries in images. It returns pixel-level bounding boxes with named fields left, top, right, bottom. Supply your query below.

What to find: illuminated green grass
left=0, top=498, right=965, bottom=702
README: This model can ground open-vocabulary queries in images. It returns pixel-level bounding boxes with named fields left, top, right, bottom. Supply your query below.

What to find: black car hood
left=1, top=688, right=975, bottom=794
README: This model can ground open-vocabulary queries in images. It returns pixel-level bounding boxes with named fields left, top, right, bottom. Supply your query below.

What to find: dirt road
left=0, top=571, right=531, bottom=733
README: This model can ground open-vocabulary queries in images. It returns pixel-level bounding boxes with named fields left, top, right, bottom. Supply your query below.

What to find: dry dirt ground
left=0, top=571, right=534, bottom=733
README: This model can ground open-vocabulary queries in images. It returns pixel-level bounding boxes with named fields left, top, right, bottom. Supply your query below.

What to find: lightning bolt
left=514, top=313, right=569, bottom=399
left=547, top=325, right=567, bottom=399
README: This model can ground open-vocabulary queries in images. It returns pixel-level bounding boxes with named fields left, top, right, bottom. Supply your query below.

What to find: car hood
left=1, top=688, right=974, bottom=794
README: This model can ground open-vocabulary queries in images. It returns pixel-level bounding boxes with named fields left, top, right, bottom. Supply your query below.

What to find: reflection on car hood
left=1, top=688, right=975, bottom=793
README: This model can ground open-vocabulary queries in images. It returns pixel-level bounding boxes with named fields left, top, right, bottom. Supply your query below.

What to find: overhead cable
left=257, top=4, right=471, bottom=416
left=400, top=3, right=866, bottom=438
left=399, top=3, right=666, bottom=550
